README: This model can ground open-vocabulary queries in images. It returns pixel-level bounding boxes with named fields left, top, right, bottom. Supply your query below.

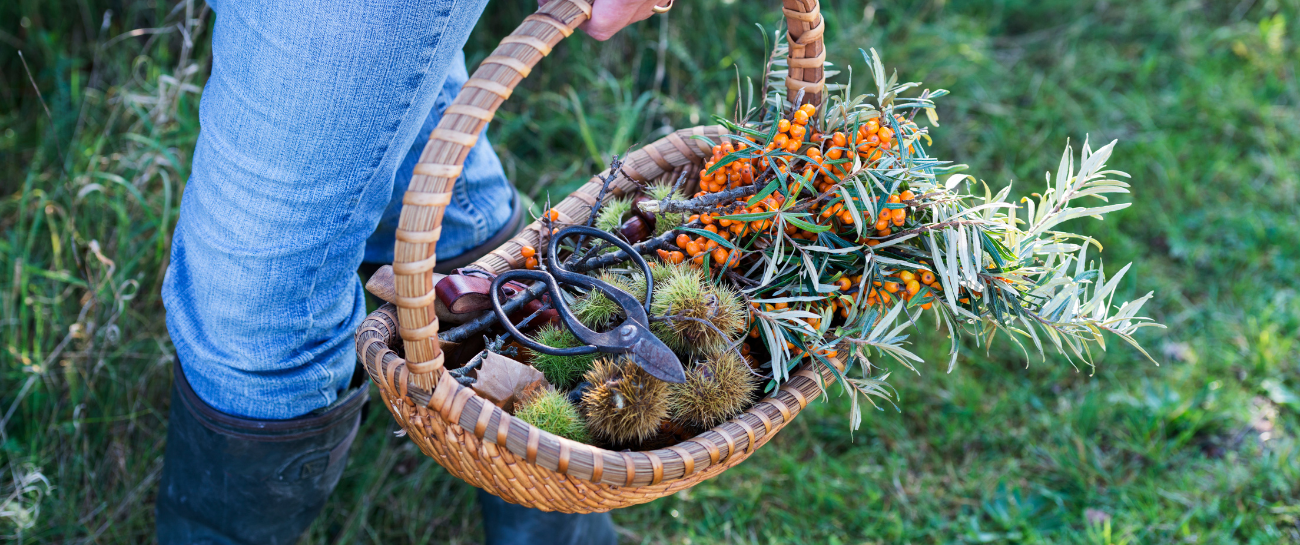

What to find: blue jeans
left=163, top=0, right=514, bottom=420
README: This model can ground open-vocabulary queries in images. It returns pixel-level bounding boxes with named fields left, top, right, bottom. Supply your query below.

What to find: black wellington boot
left=155, top=361, right=368, bottom=545
left=478, top=489, right=619, bottom=545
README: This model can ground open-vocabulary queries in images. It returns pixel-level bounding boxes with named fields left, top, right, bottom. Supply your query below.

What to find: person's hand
left=540, top=0, right=668, bottom=41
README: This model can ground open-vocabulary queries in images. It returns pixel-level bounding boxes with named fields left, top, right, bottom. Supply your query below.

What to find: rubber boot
left=155, top=361, right=368, bottom=545
left=478, top=489, right=618, bottom=545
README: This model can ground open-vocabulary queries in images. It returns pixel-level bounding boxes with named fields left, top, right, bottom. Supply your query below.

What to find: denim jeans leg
left=163, top=0, right=490, bottom=420
left=364, top=49, right=516, bottom=266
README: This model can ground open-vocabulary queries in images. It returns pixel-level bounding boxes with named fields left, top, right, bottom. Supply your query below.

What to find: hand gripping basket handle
left=391, top=0, right=826, bottom=389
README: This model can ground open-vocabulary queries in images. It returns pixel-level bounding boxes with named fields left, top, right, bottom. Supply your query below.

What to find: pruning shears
left=489, top=226, right=686, bottom=384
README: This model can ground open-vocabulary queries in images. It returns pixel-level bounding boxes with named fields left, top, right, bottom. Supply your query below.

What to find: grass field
left=3, top=0, right=1299, bottom=543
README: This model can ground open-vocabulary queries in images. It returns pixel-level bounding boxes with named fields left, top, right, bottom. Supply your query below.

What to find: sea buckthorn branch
left=637, top=181, right=760, bottom=215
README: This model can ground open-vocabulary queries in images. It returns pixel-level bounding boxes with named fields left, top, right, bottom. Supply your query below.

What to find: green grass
left=3, top=0, right=1299, bottom=542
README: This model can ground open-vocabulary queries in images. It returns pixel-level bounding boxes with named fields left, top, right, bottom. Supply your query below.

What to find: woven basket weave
left=356, top=0, right=835, bottom=513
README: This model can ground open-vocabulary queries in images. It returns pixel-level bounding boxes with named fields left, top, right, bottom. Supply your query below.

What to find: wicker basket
left=356, top=0, right=835, bottom=513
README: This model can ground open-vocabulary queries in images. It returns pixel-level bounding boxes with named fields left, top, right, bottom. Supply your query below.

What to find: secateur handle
left=489, top=226, right=655, bottom=356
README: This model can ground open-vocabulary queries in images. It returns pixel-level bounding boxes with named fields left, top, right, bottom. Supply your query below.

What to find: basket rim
left=358, top=301, right=840, bottom=489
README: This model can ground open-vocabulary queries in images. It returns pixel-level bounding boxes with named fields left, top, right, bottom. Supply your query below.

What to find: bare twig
left=568, top=155, right=625, bottom=266
left=441, top=282, right=549, bottom=344
left=907, top=89, right=931, bottom=123
left=639, top=184, right=759, bottom=215
left=879, top=219, right=986, bottom=241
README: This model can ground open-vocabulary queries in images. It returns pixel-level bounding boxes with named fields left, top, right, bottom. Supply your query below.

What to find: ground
left=2, top=0, right=1298, bottom=543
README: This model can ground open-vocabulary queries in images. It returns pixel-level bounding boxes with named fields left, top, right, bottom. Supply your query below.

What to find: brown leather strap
left=752, top=408, right=774, bottom=435
left=645, top=452, right=664, bottom=485
left=666, top=445, right=694, bottom=476
left=736, top=419, right=757, bottom=453
left=588, top=446, right=604, bottom=482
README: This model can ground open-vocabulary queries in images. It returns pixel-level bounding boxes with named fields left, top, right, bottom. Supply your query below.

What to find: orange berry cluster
left=744, top=299, right=839, bottom=361
left=781, top=340, right=838, bottom=361
left=862, top=268, right=941, bottom=311
left=655, top=225, right=742, bottom=268
left=520, top=208, right=564, bottom=269
left=764, top=103, right=820, bottom=158
left=699, top=142, right=756, bottom=194
left=520, top=244, right=539, bottom=270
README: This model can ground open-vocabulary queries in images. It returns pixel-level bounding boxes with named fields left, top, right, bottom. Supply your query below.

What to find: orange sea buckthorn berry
left=789, top=124, right=807, bottom=142
left=877, top=227, right=892, bottom=236
left=837, top=277, right=853, bottom=291
left=712, top=144, right=724, bottom=156
left=700, top=214, right=714, bottom=225
left=547, top=209, right=560, bottom=221
left=675, top=234, right=691, bottom=248
left=826, top=148, right=843, bottom=161
left=959, top=297, right=971, bottom=304
left=875, top=217, right=890, bottom=231
left=773, top=133, right=789, bottom=147
left=840, top=211, right=855, bottom=224
left=866, top=239, right=880, bottom=247
left=800, top=103, right=817, bottom=116
left=921, top=270, right=936, bottom=284
left=865, top=118, right=880, bottom=133
left=657, top=248, right=671, bottom=260
left=892, top=208, right=906, bottom=225
left=525, top=256, right=539, bottom=270
left=685, top=241, right=702, bottom=256
left=784, top=139, right=800, bottom=152
left=831, top=132, right=848, bottom=148
left=883, top=281, right=900, bottom=294
left=900, top=190, right=916, bottom=201
left=669, top=251, right=686, bottom=264
left=878, top=127, right=895, bottom=141
left=921, top=302, right=933, bottom=310
left=906, top=280, right=921, bottom=295
left=777, top=119, right=791, bottom=133
left=899, top=271, right=916, bottom=283
left=520, top=245, right=537, bottom=258
left=793, top=110, right=810, bottom=125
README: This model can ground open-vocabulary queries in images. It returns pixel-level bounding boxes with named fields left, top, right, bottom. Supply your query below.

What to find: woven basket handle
left=392, top=0, right=826, bottom=389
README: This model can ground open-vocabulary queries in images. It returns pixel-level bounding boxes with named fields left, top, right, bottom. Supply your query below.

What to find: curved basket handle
left=392, top=0, right=826, bottom=389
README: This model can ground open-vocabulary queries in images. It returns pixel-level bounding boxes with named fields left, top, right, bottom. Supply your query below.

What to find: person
left=154, top=0, right=670, bottom=543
